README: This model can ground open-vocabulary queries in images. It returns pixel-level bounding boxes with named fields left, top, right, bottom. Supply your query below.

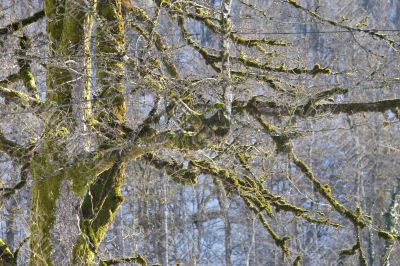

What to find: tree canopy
left=0, top=0, right=399, bottom=265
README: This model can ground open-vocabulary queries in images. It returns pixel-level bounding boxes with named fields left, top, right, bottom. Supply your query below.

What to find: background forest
left=0, top=0, right=400, bottom=265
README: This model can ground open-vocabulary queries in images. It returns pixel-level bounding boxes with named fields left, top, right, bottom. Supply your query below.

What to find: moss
left=230, top=34, right=287, bottom=47
left=145, top=75, right=163, bottom=91
left=257, top=213, right=291, bottom=258
left=293, top=255, right=302, bottom=266
left=206, top=110, right=231, bottom=136
left=44, top=0, right=65, bottom=51
left=0, top=239, right=16, bottom=266
left=95, top=0, right=126, bottom=126
left=17, top=35, right=38, bottom=98
left=59, top=1, right=86, bottom=54
left=171, top=169, right=198, bottom=184
left=303, top=216, right=342, bottom=227
left=137, top=124, right=157, bottom=140
left=177, top=16, right=221, bottom=67
left=167, top=130, right=202, bottom=150
left=45, top=66, right=74, bottom=107
left=310, top=64, right=331, bottom=77
left=237, top=52, right=331, bottom=76
left=29, top=152, right=65, bottom=266
left=155, top=0, right=170, bottom=7
left=340, top=242, right=359, bottom=256
left=68, top=161, right=96, bottom=197
left=290, top=151, right=367, bottom=227
left=378, top=230, right=398, bottom=241
left=237, top=153, right=252, bottom=172
left=99, top=256, right=148, bottom=265
left=72, top=162, right=126, bottom=265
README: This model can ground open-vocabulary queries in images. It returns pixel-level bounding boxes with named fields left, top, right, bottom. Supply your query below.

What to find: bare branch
left=283, top=0, right=397, bottom=47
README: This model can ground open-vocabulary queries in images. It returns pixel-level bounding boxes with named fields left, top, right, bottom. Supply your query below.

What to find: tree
left=0, top=0, right=399, bottom=265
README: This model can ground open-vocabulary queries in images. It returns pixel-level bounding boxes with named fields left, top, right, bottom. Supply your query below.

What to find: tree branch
left=0, top=10, right=45, bottom=36
left=0, top=163, right=29, bottom=199
left=284, top=0, right=397, bottom=47
left=0, top=85, right=42, bottom=109
left=99, top=255, right=147, bottom=265
left=246, top=104, right=368, bottom=227
left=0, top=238, right=16, bottom=265
left=0, top=131, right=28, bottom=163
left=234, top=97, right=400, bottom=117
left=381, top=188, right=400, bottom=265
left=17, top=34, right=39, bottom=99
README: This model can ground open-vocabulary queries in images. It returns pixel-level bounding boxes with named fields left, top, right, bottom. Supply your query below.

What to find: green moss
left=206, top=110, right=231, bottom=136
left=378, top=230, right=398, bottom=241
left=287, top=151, right=367, bottom=227
left=293, top=255, right=302, bottom=266
left=44, top=0, right=65, bottom=51
left=167, top=131, right=202, bottom=150
left=68, top=161, right=96, bottom=197
left=0, top=239, right=16, bottom=266
left=170, top=169, right=198, bottom=185
left=72, top=162, right=126, bottom=265
left=17, top=35, right=38, bottom=98
left=95, top=0, right=126, bottom=126
left=29, top=152, right=64, bottom=266
left=145, top=75, right=163, bottom=91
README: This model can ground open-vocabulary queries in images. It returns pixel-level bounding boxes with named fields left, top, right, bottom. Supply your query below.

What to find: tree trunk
left=29, top=1, right=88, bottom=264
left=72, top=0, right=126, bottom=264
left=29, top=1, right=127, bottom=265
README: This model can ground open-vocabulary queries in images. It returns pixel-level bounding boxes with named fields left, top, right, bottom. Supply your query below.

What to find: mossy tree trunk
left=29, top=0, right=127, bottom=265
left=72, top=1, right=127, bottom=265
left=29, top=0, right=88, bottom=265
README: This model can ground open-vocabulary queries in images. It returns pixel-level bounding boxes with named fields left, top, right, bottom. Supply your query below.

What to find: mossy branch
left=17, top=34, right=39, bottom=99
left=235, top=53, right=331, bottom=76
left=0, top=85, right=42, bottom=110
left=233, top=96, right=400, bottom=117
left=381, top=189, right=400, bottom=265
left=339, top=227, right=367, bottom=266
left=177, top=16, right=221, bottom=71
left=0, top=10, right=45, bottom=36
left=123, top=2, right=179, bottom=77
left=73, top=160, right=126, bottom=265
left=0, top=131, right=30, bottom=163
left=247, top=105, right=367, bottom=227
left=99, top=255, right=148, bottom=265
left=143, top=153, right=198, bottom=185
left=100, top=256, right=148, bottom=266
left=166, top=2, right=285, bottom=48
left=0, top=238, right=16, bottom=266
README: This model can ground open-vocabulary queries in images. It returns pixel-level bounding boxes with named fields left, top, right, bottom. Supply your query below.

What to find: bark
left=216, top=181, right=233, bottom=266
left=72, top=1, right=127, bottom=264
left=29, top=1, right=92, bottom=265
left=221, top=0, right=233, bottom=121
